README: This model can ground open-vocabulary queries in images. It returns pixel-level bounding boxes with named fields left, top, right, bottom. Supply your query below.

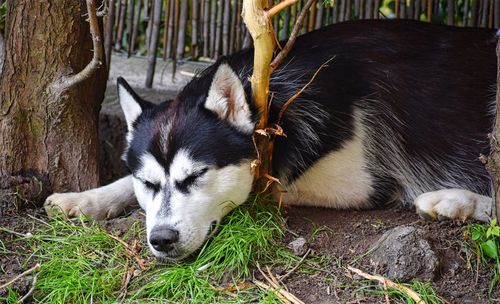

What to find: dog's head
left=118, top=63, right=256, bottom=259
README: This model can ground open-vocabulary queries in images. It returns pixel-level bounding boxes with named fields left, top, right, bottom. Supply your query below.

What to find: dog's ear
left=205, top=64, right=254, bottom=133
left=117, top=77, right=152, bottom=130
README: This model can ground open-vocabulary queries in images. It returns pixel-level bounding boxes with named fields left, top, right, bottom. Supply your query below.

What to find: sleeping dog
left=45, top=20, right=498, bottom=259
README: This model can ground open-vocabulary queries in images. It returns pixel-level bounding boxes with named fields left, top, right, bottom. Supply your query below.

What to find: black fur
left=125, top=19, right=497, bottom=206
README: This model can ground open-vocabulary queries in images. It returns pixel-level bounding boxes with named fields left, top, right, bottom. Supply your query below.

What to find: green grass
left=465, top=219, right=500, bottom=295
left=0, top=194, right=287, bottom=303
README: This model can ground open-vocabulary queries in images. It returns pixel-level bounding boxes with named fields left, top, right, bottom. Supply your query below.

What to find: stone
left=370, top=225, right=439, bottom=282
left=288, top=237, right=309, bottom=256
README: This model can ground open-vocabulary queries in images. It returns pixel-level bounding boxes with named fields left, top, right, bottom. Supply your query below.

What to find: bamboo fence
left=101, top=0, right=500, bottom=87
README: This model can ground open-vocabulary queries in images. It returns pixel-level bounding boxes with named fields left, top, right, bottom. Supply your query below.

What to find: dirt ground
left=1, top=203, right=498, bottom=303
left=1, top=56, right=499, bottom=303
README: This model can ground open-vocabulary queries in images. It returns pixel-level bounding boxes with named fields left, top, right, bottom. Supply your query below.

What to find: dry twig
left=107, top=233, right=147, bottom=270
left=18, top=275, right=37, bottom=303
left=347, top=266, right=424, bottom=304
left=270, top=0, right=317, bottom=71
left=49, top=0, right=104, bottom=96
left=277, top=56, right=335, bottom=124
left=0, top=263, right=41, bottom=290
left=267, top=0, right=299, bottom=18
left=256, top=263, right=304, bottom=304
left=278, top=248, right=311, bottom=282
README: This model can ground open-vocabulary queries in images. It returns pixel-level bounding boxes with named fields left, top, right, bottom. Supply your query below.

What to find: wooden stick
left=126, top=0, right=135, bottom=57
left=104, top=0, right=116, bottom=73
left=191, top=0, right=199, bottom=58
left=116, top=0, right=127, bottom=50
left=210, top=0, right=217, bottom=57
left=255, top=264, right=305, bottom=304
left=162, top=0, right=170, bottom=60
left=18, top=275, right=37, bottom=303
left=145, top=0, right=163, bottom=88
left=49, top=0, right=104, bottom=96
left=0, top=263, right=41, bottom=289
left=176, top=0, right=188, bottom=59
left=347, top=266, right=425, bottom=304
left=214, top=0, right=223, bottom=58
left=270, top=0, right=317, bottom=71
left=278, top=248, right=311, bottom=282
left=202, top=0, right=210, bottom=57
left=166, top=0, right=175, bottom=59
left=131, top=0, right=143, bottom=55
left=222, top=0, right=231, bottom=55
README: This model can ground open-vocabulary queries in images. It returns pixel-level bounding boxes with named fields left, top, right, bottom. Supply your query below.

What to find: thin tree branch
left=347, top=266, right=425, bottom=304
left=0, top=263, right=41, bottom=290
left=270, top=0, right=317, bottom=72
left=267, top=0, right=299, bottom=18
left=49, top=0, right=104, bottom=96
left=18, top=275, right=37, bottom=303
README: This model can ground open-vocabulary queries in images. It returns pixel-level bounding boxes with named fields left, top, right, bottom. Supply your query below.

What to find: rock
left=288, top=237, right=309, bottom=256
left=370, top=225, right=439, bottom=282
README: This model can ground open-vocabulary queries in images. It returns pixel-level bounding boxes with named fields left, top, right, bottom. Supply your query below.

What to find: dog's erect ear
left=205, top=64, right=254, bottom=133
left=117, top=77, right=152, bottom=130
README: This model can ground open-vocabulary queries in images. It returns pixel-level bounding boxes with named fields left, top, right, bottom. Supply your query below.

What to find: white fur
left=283, top=120, right=374, bottom=209
left=414, top=189, right=491, bottom=222
left=44, top=176, right=137, bottom=220
left=118, top=83, right=142, bottom=131
left=132, top=149, right=254, bottom=259
left=205, top=64, right=253, bottom=133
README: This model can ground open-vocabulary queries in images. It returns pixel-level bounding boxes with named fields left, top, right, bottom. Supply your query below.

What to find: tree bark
left=0, top=0, right=107, bottom=209
left=487, top=34, right=500, bottom=221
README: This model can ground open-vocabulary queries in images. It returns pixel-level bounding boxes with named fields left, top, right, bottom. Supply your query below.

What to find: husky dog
left=45, top=20, right=498, bottom=259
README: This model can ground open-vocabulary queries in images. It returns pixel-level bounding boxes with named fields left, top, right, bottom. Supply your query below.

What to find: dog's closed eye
left=175, top=168, right=208, bottom=193
left=143, top=180, right=160, bottom=194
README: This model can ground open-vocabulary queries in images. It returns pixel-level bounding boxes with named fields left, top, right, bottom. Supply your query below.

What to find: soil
left=1, top=56, right=499, bottom=303
left=1, top=205, right=497, bottom=303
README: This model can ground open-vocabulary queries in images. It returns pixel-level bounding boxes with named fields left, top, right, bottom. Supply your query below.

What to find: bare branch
left=267, top=0, right=299, bottom=18
left=0, top=263, right=41, bottom=290
left=270, top=0, right=317, bottom=71
left=49, top=0, right=104, bottom=96
left=347, top=266, right=425, bottom=304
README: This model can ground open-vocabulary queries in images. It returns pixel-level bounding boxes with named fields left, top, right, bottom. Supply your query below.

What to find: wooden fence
left=102, top=0, right=500, bottom=87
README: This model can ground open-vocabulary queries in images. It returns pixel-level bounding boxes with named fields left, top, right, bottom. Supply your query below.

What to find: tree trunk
left=0, top=0, right=107, bottom=209
left=487, top=35, right=500, bottom=221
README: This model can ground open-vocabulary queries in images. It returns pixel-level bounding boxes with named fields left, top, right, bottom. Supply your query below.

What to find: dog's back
left=216, top=20, right=497, bottom=209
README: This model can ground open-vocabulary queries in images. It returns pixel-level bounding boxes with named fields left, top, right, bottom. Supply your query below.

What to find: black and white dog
left=45, top=20, right=498, bottom=259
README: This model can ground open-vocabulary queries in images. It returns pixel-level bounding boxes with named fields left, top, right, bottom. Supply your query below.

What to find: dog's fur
left=45, top=20, right=498, bottom=259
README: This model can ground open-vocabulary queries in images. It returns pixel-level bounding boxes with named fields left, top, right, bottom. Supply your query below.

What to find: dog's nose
left=149, top=227, right=179, bottom=253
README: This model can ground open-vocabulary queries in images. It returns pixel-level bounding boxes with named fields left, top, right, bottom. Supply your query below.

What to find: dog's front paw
left=414, top=189, right=491, bottom=222
left=44, top=192, right=118, bottom=220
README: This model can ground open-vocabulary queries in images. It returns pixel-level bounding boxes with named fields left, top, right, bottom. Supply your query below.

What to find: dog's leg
left=414, top=189, right=491, bottom=222
left=44, top=175, right=137, bottom=220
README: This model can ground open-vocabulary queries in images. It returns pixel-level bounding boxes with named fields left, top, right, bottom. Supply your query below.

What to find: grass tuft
left=131, top=194, right=285, bottom=301
left=465, top=219, right=500, bottom=295
left=1, top=193, right=286, bottom=303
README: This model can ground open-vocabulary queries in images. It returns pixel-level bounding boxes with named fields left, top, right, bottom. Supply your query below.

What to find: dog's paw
left=414, top=189, right=491, bottom=222
left=44, top=192, right=120, bottom=220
